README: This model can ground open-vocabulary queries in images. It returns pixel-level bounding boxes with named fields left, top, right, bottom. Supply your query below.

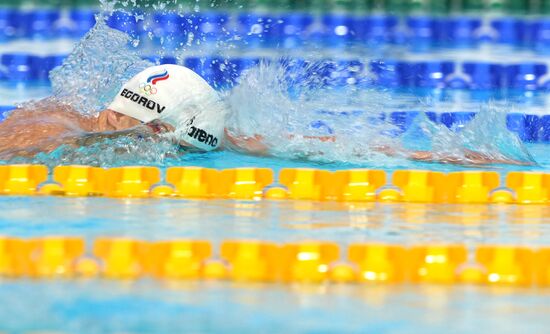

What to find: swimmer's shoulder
left=7, top=101, right=95, bottom=127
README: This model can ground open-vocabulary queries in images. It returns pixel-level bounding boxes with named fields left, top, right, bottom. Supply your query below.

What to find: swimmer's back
left=0, top=102, right=95, bottom=158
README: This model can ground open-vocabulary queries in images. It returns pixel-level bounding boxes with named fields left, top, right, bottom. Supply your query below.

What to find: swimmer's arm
left=223, top=129, right=339, bottom=155
left=222, top=132, right=533, bottom=166
left=223, top=129, right=269, bottom=155
left=373, top=146, right=534, bottom=166
left=75, top=122, right=169, bottom=146
left=415, top=150, right=534, bottom=166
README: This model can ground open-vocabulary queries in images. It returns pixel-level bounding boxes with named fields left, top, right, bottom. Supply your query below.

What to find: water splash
left=458, top=104, right=535, bottom=163
left=28, top=137, right=183, bottom=169
left=1, top=1, right=540, bottom=168
left=400, top=103, right=536, bottom=165
left=225, top=60, right=536, bottom=165
left=224, top=59, right=399, bottom=164
left=49, top=19, right=151, bottom=116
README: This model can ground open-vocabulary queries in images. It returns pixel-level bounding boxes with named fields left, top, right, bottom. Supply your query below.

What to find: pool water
left=0, top=194, right=549, bottom=332
left=1, top=196, right=549, bottom=244
left=19, top=142, right=550, bottom=175
left=0, top=281, right=549, bottom=333
left=1, top=1, right=550, bottom=333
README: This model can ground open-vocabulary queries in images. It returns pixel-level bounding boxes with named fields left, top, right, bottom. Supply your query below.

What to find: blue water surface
left=0, top=280, right=549, bottom=334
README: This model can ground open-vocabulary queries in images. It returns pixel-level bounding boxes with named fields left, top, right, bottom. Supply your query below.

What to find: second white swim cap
left=108, top=64, right=225, bottom=151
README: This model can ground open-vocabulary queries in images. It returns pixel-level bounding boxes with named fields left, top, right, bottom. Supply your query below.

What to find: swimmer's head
left=107, top=64, right=225, bottom=151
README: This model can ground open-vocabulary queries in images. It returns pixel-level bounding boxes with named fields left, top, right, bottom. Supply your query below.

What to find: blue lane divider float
left=183, top=56, right=226, bottom=88
left=21, top=10, right=61, bottom=40
left=370, top=59, right=550, bottom=90
left=107, top=11, right=139, bottom=35
left=439, top=111, right=477, bottom=130
left=439, top=17, right=481, bottom=48
left=506, top=63, right=548, bottom=90
left=4, top=53, right=550, bottom=92
left=389, top=112, right=550, bottom=143
left=460, top=63, right=503, bottom=90
left=5, top=9, right=550, bottom=53
left=70, top=9, right=97, bottom=38
left=0, top=9, right=18, bottom=42
left=0, top=8, right=97, bottom=41
left=0, top=53, right=66, bottom=82
left=491, top=17, right=525, bottom=45
left=507, top=113, right=541, bottom=141
left=538, top=115, right=550, bottom=141
left=406, top=16, right=436, bottom=51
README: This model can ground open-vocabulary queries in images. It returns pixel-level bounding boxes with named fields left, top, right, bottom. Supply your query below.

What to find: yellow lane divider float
left=0, top=236, right=549, bottom=286
left=0, top=164, right=547, bottom=204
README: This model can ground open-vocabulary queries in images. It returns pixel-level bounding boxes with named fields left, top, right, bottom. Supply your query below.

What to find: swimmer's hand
left=373, top=145, right=535, bottom=166
left=371, top=145, right=401, bottom=156
left=224, top=130, right=339, bottom=156
left=223, top=129, right=268, bottom=155
left=408, top=149, right=535, bottom=166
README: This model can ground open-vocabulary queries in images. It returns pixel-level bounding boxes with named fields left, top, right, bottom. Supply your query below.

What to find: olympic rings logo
left=139, top=82, right=158, bottom=95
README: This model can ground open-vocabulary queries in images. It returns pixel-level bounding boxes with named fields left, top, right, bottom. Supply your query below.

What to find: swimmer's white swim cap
left=108, top=64, right=225, bottom=151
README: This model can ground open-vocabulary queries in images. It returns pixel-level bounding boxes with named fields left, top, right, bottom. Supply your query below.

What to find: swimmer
left=0, top=64, right=225, bottom=159
left=0, top=64, right=532, bottom=166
